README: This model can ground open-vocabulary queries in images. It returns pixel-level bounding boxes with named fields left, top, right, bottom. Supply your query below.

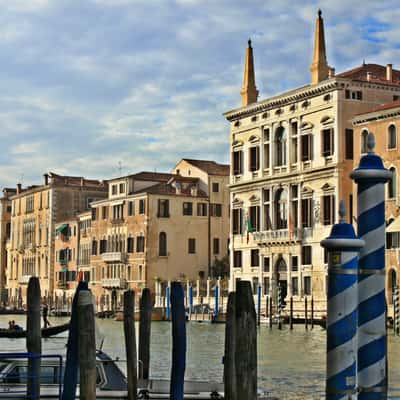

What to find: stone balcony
left=101, top=252, right=127, bottom=263
left=101, top=278, right=127, bottom=289
left=252, top=227, right=313, bottom=244
left=18, top=275, right=31, bottom=285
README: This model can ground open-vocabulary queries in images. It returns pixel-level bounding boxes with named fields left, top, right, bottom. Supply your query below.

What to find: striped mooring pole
left=394, top=286, right=400, bottom=336
left=214, top=284, right=219, bottom=319
left=166, top=285, right=171, bottom=321
left=321, top=200, right=364, bottom=400
left=350, top=132, right=392, bottom=399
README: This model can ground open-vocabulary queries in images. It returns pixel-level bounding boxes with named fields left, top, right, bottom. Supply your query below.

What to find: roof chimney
left=328, top=67, right=335, bottom=78
left=43, top=173, right=49, bottom=186
left=367, top=72, right=372, bottom=82
left=16, top=183, right=22, bottom=194
left=387, top=64, right=393, bottom=82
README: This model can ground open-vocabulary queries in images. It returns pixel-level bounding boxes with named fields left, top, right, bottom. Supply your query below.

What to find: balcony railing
left=111, top=218, right=124, bottom=225
left=101, top=252, right=127, bottom=262
left=18, top=275, right=31, bottom=284
left=102, top=278, right=127, bottom=289
left=251, top=227, right=313, bottom=244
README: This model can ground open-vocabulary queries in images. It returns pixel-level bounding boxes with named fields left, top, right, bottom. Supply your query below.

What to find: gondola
left=0, top=323, right=70, bottom=339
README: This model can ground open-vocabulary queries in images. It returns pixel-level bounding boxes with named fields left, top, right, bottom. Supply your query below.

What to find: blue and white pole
left=350, top=133, right=392, bottom=399
left=166, top=285, right=171, bottom=321
left=189, top=285, right=194, bottom=314
left=214, top=284, right=219, bottom=318
left=321, top=200, right=364, bottom=400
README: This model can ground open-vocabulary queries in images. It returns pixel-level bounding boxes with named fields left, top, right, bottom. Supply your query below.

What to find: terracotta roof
left=182, top=159, right=230, bottom=176
left=132, top=171, right=174, bottom=182
left=134, top=182, right=208, bottom=198
left=337, top=63, right=400, bottom=86
left=49, top=172, right=107, bottom=188
left=355, top=100, right=400, bottom=116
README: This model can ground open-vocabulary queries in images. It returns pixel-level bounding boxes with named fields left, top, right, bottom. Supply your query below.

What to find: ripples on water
left=1, top=316, right=399, bottom=399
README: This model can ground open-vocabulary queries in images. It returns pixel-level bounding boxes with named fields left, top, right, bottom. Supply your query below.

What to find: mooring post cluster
left=322, top=132, right=391, bottom=399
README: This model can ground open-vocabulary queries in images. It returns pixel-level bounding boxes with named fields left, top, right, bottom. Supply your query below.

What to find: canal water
left=1, top=315, right=399, bottom=399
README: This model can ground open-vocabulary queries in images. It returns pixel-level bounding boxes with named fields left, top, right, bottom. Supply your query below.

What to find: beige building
left=88, top=159, right=229, bottom=305
left=224, top=11, right=400, bottom=313
left=352, top=101, right=400, bottom=312
left=0, top=188, right=15, bottom=302
left=7, top=173, right=108, bottom=303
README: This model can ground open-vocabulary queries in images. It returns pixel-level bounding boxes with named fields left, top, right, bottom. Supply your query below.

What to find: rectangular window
left=99, top=239, right=107, bottom=254
left=233, top=151, right=243, bottom=175
left=136, top=236, right=145, bottom=253
left=292, top=277, right=299, bottom=296
left=127, top=237, right=134, bottom=253
left=183, top=202, right=193, bottom=216
left=102, top=206, right=107, bottom=220
left=139, top=199, right=145, bottom=214
left=301, top=198, right=312, bottom=228
left=345, top=89, right=350, bottom=99
left=345, top=129, right=354, bottom=160
left=292, top=256, right=298, bottom=271
left=210, top=203, right=222, bottom=217
left=91, top=208, right=97, bottom=221
left=322, top=194, right=335, bottom=225
left=251, top=249, right=259, bottom=267
left=92, top=240, right=98, bottom=256
left=302, top=246, right=312, bottom=265
left=212, top=182, right=219, bottom=193
left=264, top=143, right=270, bottom=169
left=252, top=277, right=259, bottom=295
left=233, top=251, right=242, bottom=268
left=232, top=208, right=242, bottom=234
left=128, top=201, right=134, bottom=216
left=188, top=238, right=196, bottom=254
left=213, top=238, right=220, bottom=255
left=112, top=185, right=117, bottom=195
left=321, top=128, right=334, bottom=157
left=197, top=203, right=208, bottom=216
left=249, top=146, right=260, bottom=172
left=304, top=276, right=312, bottom=295
left=249, top=206, right=260, bottom=232
left=119, top=183, right=125, bottom=194
left=263, top=277, right=270, bottom=295
left=301, top=134, right=312, bottom=161
left=263, top=257, right=270, bottom=272
left=158, top=199, right=170, bottom=218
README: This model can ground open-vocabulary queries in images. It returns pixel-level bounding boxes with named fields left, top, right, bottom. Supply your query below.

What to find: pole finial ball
left=339, top=199, right=346, bottom=223
left=318, top=9, right=322, bottom=17
left=367, top=132, right=375, bottom=153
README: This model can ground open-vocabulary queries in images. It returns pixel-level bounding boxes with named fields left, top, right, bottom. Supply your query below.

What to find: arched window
left=275, top=188, right=288, bottom=229
left=389, top=167, right=396, bottom=199
left=361, top=130, right=368, bottom=153
left=159, top=232, right=167, bottom=256
left=388, top=125, right=397, bottom=149
left=275, top=126, right=287, bottom=166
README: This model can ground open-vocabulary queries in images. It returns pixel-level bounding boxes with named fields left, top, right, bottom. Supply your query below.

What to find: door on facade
left=275, top=257, right=288, bottom=307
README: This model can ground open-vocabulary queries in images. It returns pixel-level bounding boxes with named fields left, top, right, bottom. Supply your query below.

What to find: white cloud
left=0, top=0, right=399, bottom=188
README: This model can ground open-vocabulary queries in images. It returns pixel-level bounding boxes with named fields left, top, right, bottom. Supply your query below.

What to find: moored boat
left=0, top=323, right=70, bottom=339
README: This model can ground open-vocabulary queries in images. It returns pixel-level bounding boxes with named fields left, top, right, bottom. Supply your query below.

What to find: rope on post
left=350, top=132, right=392, bottom=399
left=321, top=200, right=364, bottom=400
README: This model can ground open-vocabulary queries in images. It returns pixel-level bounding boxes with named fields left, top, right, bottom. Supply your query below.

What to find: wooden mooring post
left=305, top=297, right=308, bottom=331
left=78, top=290, right=96, bottom=400
left=170, top=282, right=186, bottom=400
left=265, top=296, right=269, bottom=318
left=289, top=296, right=293, bottom=330
left=236, top=281, right=257, bottom=399
left=139, top=288, right=152, bottom=380
left=27, top=277, right=41, bottom=400
left=311, top=296, right=314, bottom=330
left=124, top=290, right=138, bottom=400
left=269, top=297, right=273, bottom=329
left=224, top=292, right=236, bottom=400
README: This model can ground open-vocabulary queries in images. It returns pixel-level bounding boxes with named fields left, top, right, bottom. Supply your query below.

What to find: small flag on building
left=246, top=214, right=253, bottom=244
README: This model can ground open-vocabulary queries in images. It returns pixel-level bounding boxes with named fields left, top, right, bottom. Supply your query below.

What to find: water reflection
left=0, top=316, right=399, bottom=399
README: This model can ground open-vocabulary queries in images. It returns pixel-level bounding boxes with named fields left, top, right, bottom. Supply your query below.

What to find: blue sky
left=1, top=0, right=400, bottom=188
